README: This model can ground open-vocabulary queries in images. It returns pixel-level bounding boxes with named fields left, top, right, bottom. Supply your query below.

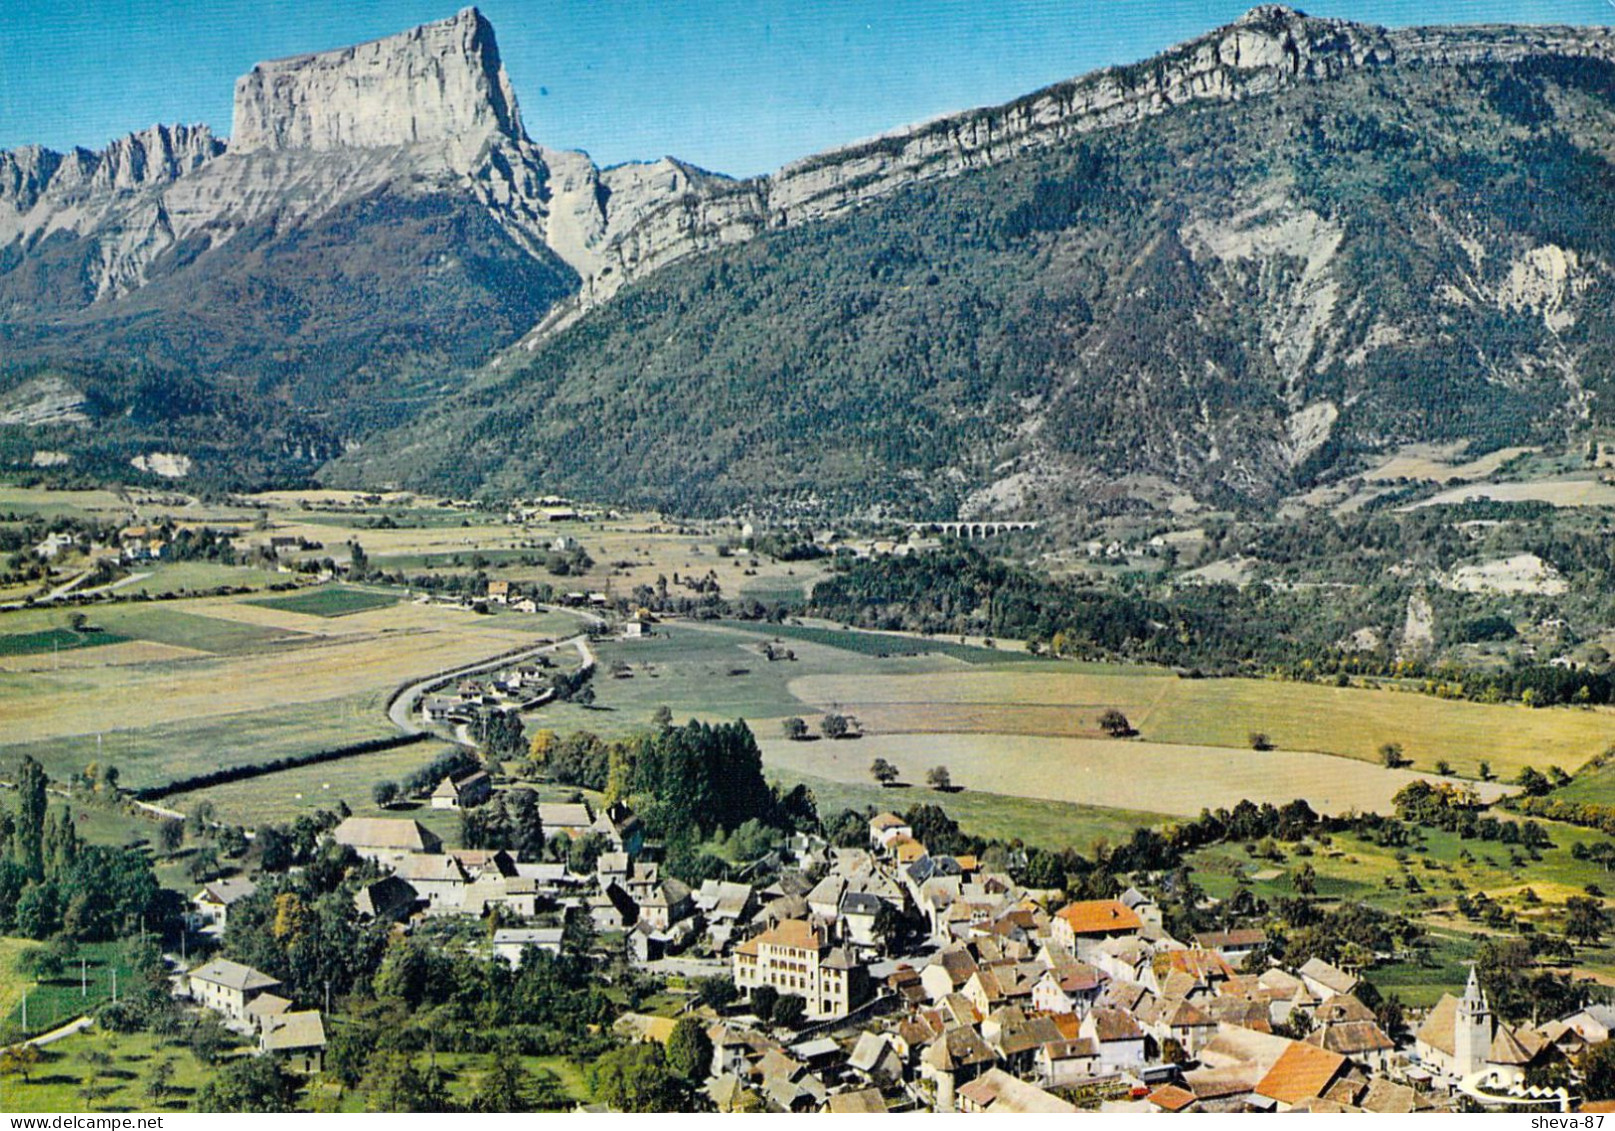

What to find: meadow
left=0, top=939, right=129, bottom=1045
left=0, top=1028, right=224, bottom=1113
left=785, top=667, right=1615, bottom=780
left=783, top=770, right=1170, bottom=854
left=164, top=740, right=464, bottom=826
left=245, top=586, right=400, bottom=618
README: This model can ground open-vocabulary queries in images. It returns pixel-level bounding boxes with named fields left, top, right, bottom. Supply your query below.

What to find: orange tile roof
left=1149, top=1085, right=1198, bottom=1112
left=754, top=918, right=824, bottom=951
left=894, top=839, right=929, bottom=864
left=1255, top=1041, right=1347, bottom=1106
left=1054, top=899, right=1142, bottom=936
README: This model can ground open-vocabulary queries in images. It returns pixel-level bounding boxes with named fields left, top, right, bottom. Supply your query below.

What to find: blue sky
left=1, top=1, right=1610, bottom=176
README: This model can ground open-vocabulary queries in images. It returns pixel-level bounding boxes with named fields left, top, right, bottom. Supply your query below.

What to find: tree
left=666, top=1016, right=714, bottom=1082
left=820, top=713, right=850, bottom=740
left=1379, top=743, right=1406, bottom=769
left=1375, top=993, right=1407, bottom=1039
left=781, top=717, right=809, bottom=741
left=145, top=1057, right=176, bottom=1102
left=1565, top=896, right=1609, bottom=947
left=1478, top=760, right=1492, bottom=781
left=750, top=985, right=779, bottom=1024
left=13, top=755, right=48, bottom=879
left=1097, top=708, right=1132, bottom=737
left=156, top=820, right=184, bottom=853
left=1435, top=760, right=1452, bottom=776
left=1160, top=1038, right=1188, bottom=1065
left=587, top=1043, right=686, bottom=1112
left=1584, top=1041, right=1615, bottom=1102
left=473, top=1051, right=534, bottom=1112
left=652, top=705, right=674, bottom=730
left=196, top=1055, right=298, bottom=1112
left=0, top=1043, right=41, bottom=1083
left=926, top=766, right=952, bottom=791
left=1516, top=767, right=1553, bottom=797
left=528, top=729, right=559, bottom=769
left=372, top=781, right=399, bottom=808
left=1248, top=732, right=1272, bottom=751
left=695, top=975, right=738, bottom=1012
left=771, top=994, right=807, bottom=1030
left=870, top=758, right=899, bottom=787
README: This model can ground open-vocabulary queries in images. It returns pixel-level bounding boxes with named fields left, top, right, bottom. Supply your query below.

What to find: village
left=171, top=788, right=1600, bottom=1115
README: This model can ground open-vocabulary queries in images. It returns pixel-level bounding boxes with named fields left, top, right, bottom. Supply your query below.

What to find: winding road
left=387, top=623, right=598, bottom=745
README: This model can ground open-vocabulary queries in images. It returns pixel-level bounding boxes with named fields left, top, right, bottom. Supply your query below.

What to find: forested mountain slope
left=336, top=49, right=1615, bottom=518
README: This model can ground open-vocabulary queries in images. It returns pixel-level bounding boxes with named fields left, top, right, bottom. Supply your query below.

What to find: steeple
left=1453, top=963, right=1493, bottom=1076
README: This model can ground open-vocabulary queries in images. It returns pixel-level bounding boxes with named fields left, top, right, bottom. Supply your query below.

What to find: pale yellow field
left=0, top=639, right=208, bottom=672
left=0, top=599, right=554, bottom=745
left=786, top=668, right=1615, bottom=780
left=1411, top=477, right=1615, bottom=509
left=758, top=733, right=1512, bottom=818
left=1365, top=445, right=1536, bottom=484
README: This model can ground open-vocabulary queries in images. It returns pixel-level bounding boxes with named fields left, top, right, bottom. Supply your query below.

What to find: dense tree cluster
left=0, top=757, right=178, bottom=941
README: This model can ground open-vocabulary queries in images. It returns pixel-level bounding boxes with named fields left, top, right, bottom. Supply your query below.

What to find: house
left=261, top=1011, right=327, bottom=1074
left=1037, top=1038, right=1102, bottom=1088
left=486, top=580, right=511, bottom=604
left=1555, top=1004, right=1615, bottom=1045
left=636, top=878, right=694, bottom=932
left=840, top=891, right=887, bottom=950
left=392, top=853, right=469, bottom=911
left=1079, top=1008, right=1147, bottom=1074
left=492, top=927, right=565, bottom=967
left=868, top=812, right=912, bottom=852
left=956, top=1068, right=1075, bottom=1114
left=589, top=883, right=639, bottom=931
left=920, top=947, right=978, bottom=1003
left=824, top=1088, right=887, bottom=1114
left=353, top=875, right=419, bottom=922
left=187, top=959, right=281, bottom=1022
left=1051, top=900, right=1142, bottom=958
left=919, top=1026, right=996, bottom=1112
left=591, top=801, right=644, bottom=855
left=1031, top=963, right=1105, bottom=1017
left=332, top=817, right=442, bottom=864
left=733, top=918, right=865, bottom=1021
left=191, top=876, right=258, bottom=932
left=1253, top=1041, right=1350, bottom=1112
left=1193, top=927, right=1268, bottom=966
left=1298, top=956, right=1359, bottom=1001
left=847, top=1032, right=905, bottom=1085
left=429, top=770, right=491, bottom=810
left=1307, top=1014, right=1397, bottom=1073
left=538, top=802, right=594, bottom=841
left=244, top=992, right=292, bottom=1034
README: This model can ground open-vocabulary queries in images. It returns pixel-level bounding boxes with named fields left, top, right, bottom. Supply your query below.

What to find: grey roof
left=841, top=891, right=884, bottom=916
left=189, top=958, right=280, bottom=994
left=262, top=1010, right=326, bottom=1052
left=195, top=876, right=258, bottom=906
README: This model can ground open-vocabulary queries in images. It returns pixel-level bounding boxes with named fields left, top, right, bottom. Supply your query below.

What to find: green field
left=0, top=602, right=301, bottom=657
left=0, top=693, right=399, bottom=791
left=0, top=939, right=130, bottom=1045
left=781, top=770, right=1170, bottom=855
left=0, top=1027, right=227, bottom=1113
left=117, top=561, right=275, bottom=598
left=165, top=740, right=464, bottom=826
left=724, top=619, right=1046, bottom=664
left=1549, top=758, right=1615, bottom=806
left=0, top=627, right=128, bottom=656
left=1186, top=815, right=1615, bottom=1004
left=246, top=586, right=400, bottom=618
left=531, top=621, right=968, bottom=740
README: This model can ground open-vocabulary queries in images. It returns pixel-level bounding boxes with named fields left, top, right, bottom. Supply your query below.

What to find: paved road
left=387, top=627, right=598, bottom=745
left=3, top=1014, right=93, bottom=1052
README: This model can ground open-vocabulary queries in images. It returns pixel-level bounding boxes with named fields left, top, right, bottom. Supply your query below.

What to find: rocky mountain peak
left=230, top=6, right=525, bottom=155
